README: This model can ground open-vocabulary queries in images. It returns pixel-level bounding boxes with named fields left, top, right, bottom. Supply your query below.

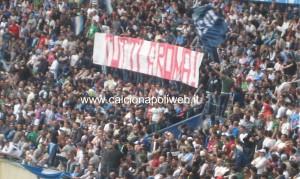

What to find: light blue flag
left=74, top=15, right=84, bottom=36
left=105, top=0, right=113, bottom=14
left=251, top=0, right=300, bottom=5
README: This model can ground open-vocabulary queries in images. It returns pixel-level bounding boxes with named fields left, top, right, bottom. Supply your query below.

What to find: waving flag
left=105, top=0, right=113, bottom=14
left=74, top=15, right=84, bottom=36
left=192, top=4, right=228, bottom=61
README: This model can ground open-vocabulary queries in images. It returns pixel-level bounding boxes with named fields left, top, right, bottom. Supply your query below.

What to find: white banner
left=93, top=33, right=204, bottom=88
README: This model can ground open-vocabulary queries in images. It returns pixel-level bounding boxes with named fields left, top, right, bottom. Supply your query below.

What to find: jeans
left=206, top=93, right=219, bottom=115
left=150, top=122, right=158, bottom=133
left=0, top=59, right=10, bottom=71
left=264, top=38, right=276, bottom=46
left=218, top=93, right=230, bottom=117
left=48, top=142, right=58, bottom=167
left=0, top=50, right=10, bottom=71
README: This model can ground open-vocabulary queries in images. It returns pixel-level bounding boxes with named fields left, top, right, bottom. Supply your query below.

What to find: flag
left=290, top=113, right=300, bottom=130
left=192, top=4, right=228, bottom=61
left=74, top=15, right=84, bottom=36
left=105, top=0, right=113, bottom=14
left=22, top=164, right=71, bottom=179
left=148, top=113, right=204, bottom=139
left=250, top=0, right=300, bottom=5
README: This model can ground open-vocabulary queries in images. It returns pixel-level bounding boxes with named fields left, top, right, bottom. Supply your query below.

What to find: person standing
left=100, top=143, right=123, bottom=178
left=48, top=124, right=59, bottom=167
left=211, top=65, right=234, bottom=117
left=251, top=149, right=268, bottom=177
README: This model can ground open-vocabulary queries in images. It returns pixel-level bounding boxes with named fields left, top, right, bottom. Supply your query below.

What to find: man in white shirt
left=150, top=105, right=164, bottom=123
left=276, top=103, right=287, bottom=119
left=70, top=50, right=80, bottom=67
left=214, top=157, right=230, bottom=178
left=251, top=149, right=268, bottom=175
left=49, top=59, right=59, bottom=79
left=262, top=132, right=276, bottom=149
left=103, top=75, right=117, bottom=91
left=272, top=134, right=287, bottom=151
left=178, top=146, right=194, bottom=167
left=280, top=116, right=290, bottom=136
left=26, top=87, right=36, bottom=104
left=13, top=99, right=21, bottom=116
left=1, top=142, right=22, bottom=158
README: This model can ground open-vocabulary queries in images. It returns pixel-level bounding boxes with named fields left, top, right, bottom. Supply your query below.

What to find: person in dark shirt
left=283, top=58, right=297, bottom=76
left=211, top=65, right=234, bottom=117
left=48, top=124, right=59, bottom=167
left=206, top=71, right=221, bottom=114
left=17, top=64, right=32, bottom=81
left=50, top=127, right=59, bottom=144
left=100, top=143, right=123, bottom=178
left=71, top=122, right=83, bottom=145
left=233, top=87, right=245, bottom=107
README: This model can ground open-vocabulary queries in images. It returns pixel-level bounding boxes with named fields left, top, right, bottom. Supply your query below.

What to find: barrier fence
left=149, top=113, right=205, bottom=139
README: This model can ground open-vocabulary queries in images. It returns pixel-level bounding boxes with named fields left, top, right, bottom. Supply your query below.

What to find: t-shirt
left=27, top=132, right=38, bottom=145
left=262, top=137, right=276, bottom=149
left=8, top=23, right=20, bottom=38
left=284, top=61, right=297, bottom=76
left=150, top=107, right=164, bottom=123
left=281, top=122, right=290, bottom=135
left=104, top=79, right=117, bottom=90
left=70, top=54, right=79, bottom=67
left=251, top=156, right=267, bottom=175
left=221, top=76, right=234, bottom=93
left=50, top=129, right=58, bottom=144
left=87, top=24, right=99, bottom=39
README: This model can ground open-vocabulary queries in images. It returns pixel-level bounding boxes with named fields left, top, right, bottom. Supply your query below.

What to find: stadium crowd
left=0, top=0, right=299, bottom=179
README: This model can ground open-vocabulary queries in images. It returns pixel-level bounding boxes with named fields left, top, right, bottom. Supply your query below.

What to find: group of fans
left=0, top=0, right=299, bottom=179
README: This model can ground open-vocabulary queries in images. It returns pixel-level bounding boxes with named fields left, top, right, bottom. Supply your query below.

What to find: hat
left=257, top=149, right=266, bottom=153
left=281, top=153, right=288, bottom=161
left=36, top=49, right=42, bottom=55
left=200, top=150, right=206, bottom=157
left=187, top=137, right=193, bottom=141
left=271, top=152, right=280, bottom=157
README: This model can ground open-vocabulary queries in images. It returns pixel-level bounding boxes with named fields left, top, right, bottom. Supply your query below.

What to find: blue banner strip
left=150, top=113, right=204, bottom=139
left=250, top=0, right=300, bottom=5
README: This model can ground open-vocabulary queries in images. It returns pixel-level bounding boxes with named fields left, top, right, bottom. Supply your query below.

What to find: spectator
left=0, top=1, right=299, bottom=179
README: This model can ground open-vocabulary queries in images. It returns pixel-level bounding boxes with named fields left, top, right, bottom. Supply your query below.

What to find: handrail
left=148, top=113, right=204, bottom=139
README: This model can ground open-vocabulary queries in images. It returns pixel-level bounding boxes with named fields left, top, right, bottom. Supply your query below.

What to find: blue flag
left=105, top=0, right=113, bottom=14
left=22, top=164, right=71, bottom=179
left=74, top=15, right=84, bottom=36
left=251, top=0, right=300, bottom=5
left=193, top=4, right=228, bottom=60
